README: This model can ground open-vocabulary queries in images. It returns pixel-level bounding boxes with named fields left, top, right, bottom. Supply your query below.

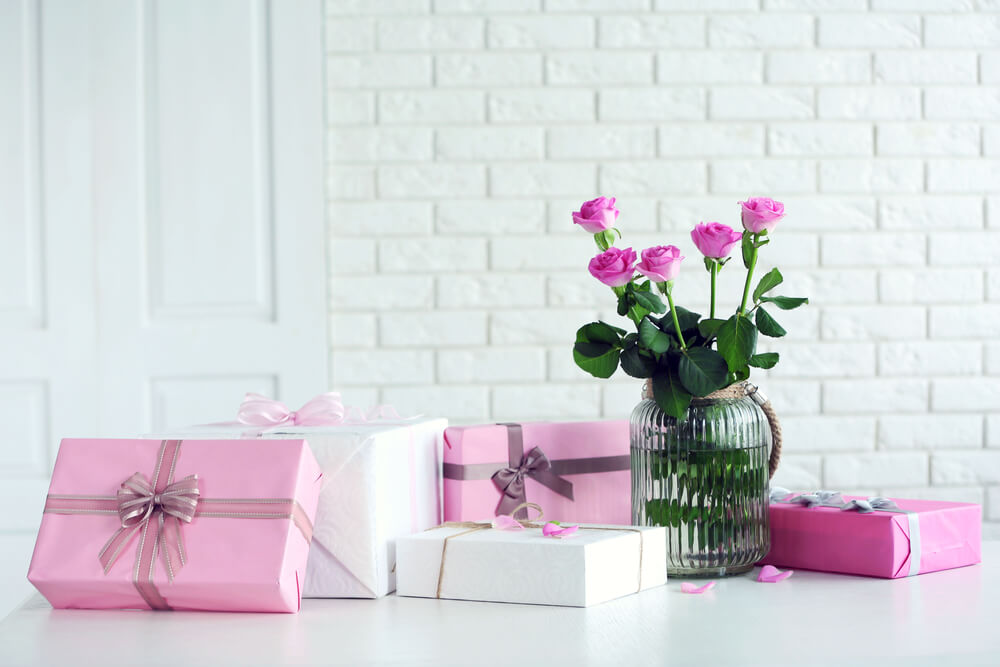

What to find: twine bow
left=99, top=472, right=200, bottom=582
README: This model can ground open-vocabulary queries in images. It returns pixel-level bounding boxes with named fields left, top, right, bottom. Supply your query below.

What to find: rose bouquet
left=571, top=196, right=808, bottom=420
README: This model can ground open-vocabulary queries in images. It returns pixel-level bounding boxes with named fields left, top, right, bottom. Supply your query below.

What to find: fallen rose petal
left=757, top=565, right=793, bottom=583
left=680, top=581, right=716, bottom=594
left=542, top=522, right=579, bottom=538
left=492, top=515, right=524, bottom=531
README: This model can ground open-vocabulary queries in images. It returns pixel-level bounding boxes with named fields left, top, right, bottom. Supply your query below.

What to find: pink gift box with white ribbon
left=28, top=437, right=322, bottom=612
left=442, top=420, right=631, bottom=524
left=761, top=489, right=981, bottom=579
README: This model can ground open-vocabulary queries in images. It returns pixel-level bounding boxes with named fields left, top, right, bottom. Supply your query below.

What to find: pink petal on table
left=680, top=581, right=716, bottom=594
left=757, top=565, right=793, bottom=583
left=492, top=515, right=524, bottom=531
left=542, top=522, right=579, bottom=538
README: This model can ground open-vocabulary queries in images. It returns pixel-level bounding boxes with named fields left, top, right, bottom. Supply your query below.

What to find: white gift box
left=396, top=522, right=666, bottom=607
left=145, top=418, right=446, bottom=598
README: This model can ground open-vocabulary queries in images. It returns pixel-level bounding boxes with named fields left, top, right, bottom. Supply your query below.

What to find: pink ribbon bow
left=99, top=471, right=201, bottom=585
left=237, top=392, right=347, bottom=427
left=236, top=392, right=408, bottom=429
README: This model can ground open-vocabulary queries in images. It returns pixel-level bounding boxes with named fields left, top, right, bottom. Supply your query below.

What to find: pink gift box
left=28, top=438, right=322, bottom=612
left=760, top=493, right=981, bottom=578
left=442, top=421, right=631, bottom=524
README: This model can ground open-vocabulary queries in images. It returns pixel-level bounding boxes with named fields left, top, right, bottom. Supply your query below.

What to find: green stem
left=709, top=261, right=718, bottom=320
left=738, top=234, right=760, bottom=315
left=665, top=287, right=687, bottom=351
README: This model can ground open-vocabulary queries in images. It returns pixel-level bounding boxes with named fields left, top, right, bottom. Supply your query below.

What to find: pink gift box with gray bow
left=28, top=437, right=322, bottom=612
left=442, top=421, right=631, bottom=524
left=760, top=489, right=981, bottom=579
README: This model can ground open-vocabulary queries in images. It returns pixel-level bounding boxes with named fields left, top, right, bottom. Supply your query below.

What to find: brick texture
left=326, top=2, right=1000, bottom=531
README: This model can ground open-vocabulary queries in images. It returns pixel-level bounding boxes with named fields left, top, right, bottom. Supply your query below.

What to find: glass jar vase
left=630, top=381, right=777, bottom=577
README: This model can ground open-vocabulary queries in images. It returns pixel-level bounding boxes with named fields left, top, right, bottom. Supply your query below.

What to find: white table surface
left=2, top=543, right=998, bottom=667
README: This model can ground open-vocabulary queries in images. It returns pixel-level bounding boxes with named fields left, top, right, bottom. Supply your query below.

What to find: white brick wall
left=325, top=0, right=1000, bottom=535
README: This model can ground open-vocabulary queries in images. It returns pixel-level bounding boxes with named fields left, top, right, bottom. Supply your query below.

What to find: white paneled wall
left=0, top=0, right=327, bottom=526
left=325, top=1, right=1000, bottom=534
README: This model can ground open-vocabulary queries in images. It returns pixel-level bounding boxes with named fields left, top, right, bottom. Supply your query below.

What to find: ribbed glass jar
left=630, top=384, right=771, bottom=577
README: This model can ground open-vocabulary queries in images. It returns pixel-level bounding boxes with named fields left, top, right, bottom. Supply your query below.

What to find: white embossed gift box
left=396, top=522, right=666, bottom=607
left=147, top=416, right=446, bottom=598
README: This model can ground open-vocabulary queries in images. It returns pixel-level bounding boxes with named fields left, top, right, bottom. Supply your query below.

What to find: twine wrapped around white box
left=396, top=516, right=665, bottom=607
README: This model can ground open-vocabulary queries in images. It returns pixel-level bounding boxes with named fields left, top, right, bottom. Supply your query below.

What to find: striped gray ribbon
left=443, top=423, right=630, bottom=520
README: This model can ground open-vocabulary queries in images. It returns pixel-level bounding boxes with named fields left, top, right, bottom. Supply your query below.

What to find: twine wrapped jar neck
left=639, top=379, right=783, bottom=480
left=642, top=380, right=752, bottom=403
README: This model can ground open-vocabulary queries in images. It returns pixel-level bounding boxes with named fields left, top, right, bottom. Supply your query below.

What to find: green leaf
left=620, top=344, right=658, bottom=379
left=639, top=317, right=672, bottom=354
left=573, top=343, right=619, bottom=378
left=760, top=295, right=809, bottom=310
left=652, top=369, right=692, bottom=421
left=703, top=257, right=715, bottom=272
left=716, top=314, right=758, bottom=372
left=697, top=318, right=727, bottom=339
left=577, top=321, right=623, bottom=346
left=748, top=352, right=779, bottom=369
left=631, top=289, right=666, bottom=314
left=755, top=307, right=787, bottom=338
left=617, top=294, right=629, bottom=316
left=573, top=342, right=613, bottom=358
left=595, top=229, right=616, bottom=251
left=727, top=365, right=751, bottom=384
left=741, top=230, right=754, bottom=269
left=752, top=268, right=783, bottom=303
left=678, top=348, right=729, bottom=396
left=659, top=306, right=701, bottom=335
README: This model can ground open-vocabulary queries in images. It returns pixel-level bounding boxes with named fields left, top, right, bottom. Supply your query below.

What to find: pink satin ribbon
left=236, top=392, right=406, bottom=428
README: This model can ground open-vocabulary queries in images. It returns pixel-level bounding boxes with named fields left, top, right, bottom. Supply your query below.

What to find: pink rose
left=588, top=247, right=636, bottom=287
left=636, top=245, right=683, bottom=283
left=739, top=197, right=785, bottom=234
left=690, top=222, right=743, bottom=259
left=573, top=196, right=619, bottom=233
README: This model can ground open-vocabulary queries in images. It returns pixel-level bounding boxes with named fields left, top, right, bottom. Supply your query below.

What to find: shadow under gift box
left=28, top=438, right=322, bottom=612
left=442, top=421, right=631, bottom=524
left=761, top=496, right=982, bottom=579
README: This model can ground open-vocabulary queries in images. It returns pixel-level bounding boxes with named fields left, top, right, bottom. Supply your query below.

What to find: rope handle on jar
left=745, top=383, right=782, bottom=480
left=642, top=380, right=782, bottom=479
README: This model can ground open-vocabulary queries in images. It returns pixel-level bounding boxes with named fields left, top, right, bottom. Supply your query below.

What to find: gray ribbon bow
left=769, top=486, right=793, bottom=502
left=491, top=424, right=574, bottom=520
left=843, top=497, right=900, bottom=514
left=791, top=490, right=845, bottom=508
